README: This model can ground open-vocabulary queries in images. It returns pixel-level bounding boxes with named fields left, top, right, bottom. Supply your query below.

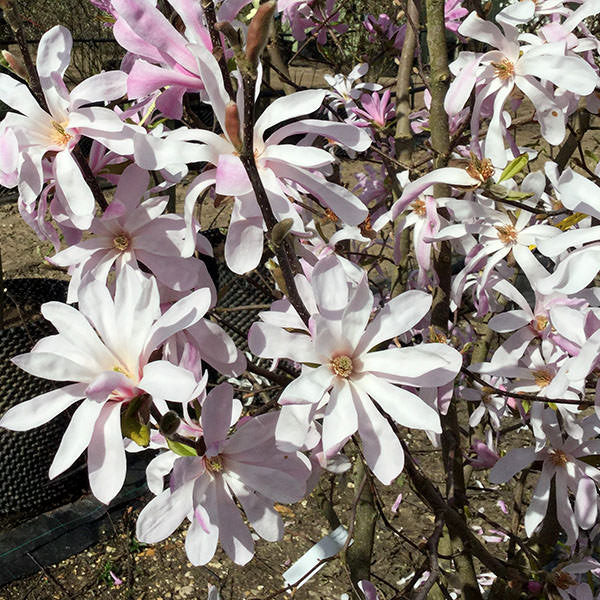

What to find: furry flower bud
left=225, top=101, right=242, bottom=150
left=245, top=0, right=276, bottom=67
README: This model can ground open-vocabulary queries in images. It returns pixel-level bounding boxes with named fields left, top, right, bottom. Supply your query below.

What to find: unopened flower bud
left=245, top=0, right=276, bottom=67
left=225, top=101, right=242, bottom=150
left=159, top=410, right=181, bottom=437
left=2, top=50, right=27, bottom=80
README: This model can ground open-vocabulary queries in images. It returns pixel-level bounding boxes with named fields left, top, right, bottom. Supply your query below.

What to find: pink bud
left=527, top=581, right=543, bottom=594
left=245, top=0, right=276, bottom=66
left=225, top=101, right=242, bottom=150
left=469, top=440, right=499, bottom=469
left=2, top=50, right=28, bottom=80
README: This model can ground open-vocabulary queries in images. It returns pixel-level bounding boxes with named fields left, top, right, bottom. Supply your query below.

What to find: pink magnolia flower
left=490, top=413, right=600, bottom=545
left=444, top=0, right=468, bottom=33
left=0, top=125, right=19, bottom=188
left=352, top=89, right=395, bottom=128
left=136, top=383, right=311, bottom=565
left=0, top=267, right=210, bottom=504
left=446, top=8, right=598, bottom=165
left=137, top=42, right=370, bottom=273
left=0, top=25, right=132, bottom=229
left=249, top=255, right=462, bottom=484
left=48, top=164, right=213, bottom=302
left=111, top=0, right=214, bottom=119
left=324, top=63, right=382, bottom=113
left=363, top=13, right=406, bottom=50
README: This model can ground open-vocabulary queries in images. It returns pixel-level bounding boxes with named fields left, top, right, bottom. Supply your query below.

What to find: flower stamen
left=331, top=355, right=353, bottom=378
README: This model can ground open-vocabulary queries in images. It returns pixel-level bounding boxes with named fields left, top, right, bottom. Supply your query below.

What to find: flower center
left=50, top=120, right=72, bottom=147
left=204, top=455, right=224, bottom=474
left=552, top=571, right=577, bottom=590
left=113, top=234, right=131, bottom=251
left=465, top=154, right=495, bottom=183
left=492, top=58, right=515, bottom=80
left=549, top=448, right=569, bottom=467
left=411, top=199, right=426, bottom=217
left=533, top=315, right=549, bottom=332
left=531, top=368, right=553, bottom=388
left=495, top=224, right=518, bottom=245
left=331, top=355, right=353, bottom=378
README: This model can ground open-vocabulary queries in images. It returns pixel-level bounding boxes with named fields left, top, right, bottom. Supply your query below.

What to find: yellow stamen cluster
left=495, top=224, right=518, bottom=245
left=492, top=58, right=515, bottom=80
left=533, top=315, right=549, bottom=332
left=50, top=120, right=72, bottom=147
left=532, top=368, right=553, bottom=388
left=551, top=571, right=577, bottom=590
left=411, top=199, right=427, bottom=217
left=205, top=455, right=224, bottom=473
left=113, top=234, right=131, bottom=251
left=465, top=154, right=495, bottom=183
left=548, top=448, right=569, bottom=467
left=331, top=355, right=353, bottom=378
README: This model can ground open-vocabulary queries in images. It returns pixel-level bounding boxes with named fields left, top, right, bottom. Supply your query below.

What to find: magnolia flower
left=136, top=42, right=370, bottom=273
left=446, top=7, right=599, bottom=165
left=48, top=164, right=213, bottom=302
left=324, top=63, right=381, bottom=113
left=249, top=255, right=462, bottom=484
left=136, top=383, right=311, bottom=565
left=352, top=89, right=395, bottom=128
left=111, top=0, right=213, bottom=119
left=0, top=25, right=133, bottom=229
left=0, top=267, right=210, bottom=504
left=490, top=413, right=600, bottom=545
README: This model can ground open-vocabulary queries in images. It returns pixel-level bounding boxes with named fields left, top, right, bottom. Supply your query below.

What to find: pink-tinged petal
left=213, top=477, right=254, bottom=565
left=135, top=252, right=207, bottom=292
left=312, top=253, right=352, bottom=318
left=254, top=90, right=327, bottom=141
left=361, top=345, right=462, bottom=387
left=12, top=351, right=97, bottom=382
left=275, top=403, right=318, bottom=451
left=113, top=163, right=150, bottom=211
left=575, top=477, right=597, bottom=530
left=0, top=74, right=48, bottom=121
left=537, top=247, right=600, bottom=295
left=445, top=55, right=481, bottom=116
left=391, top=168, right=480, bottom=218
left=458, top=12, right=511, bottom=52
left=185, top=481, right=219, bottom=564
left=215, top=154, right=252, bottom=196
left=49, top=398, right=106, bottom=478
left=139, top=361, right=198, bottom=403
left=85, top=371, right=136, bottom=403
left=17, top=149, right=45, bottom=206
left=519, top=53, right=598, bottom=97
left=278, top=365, right=333, bottom=406
left=113, top=17, right=164, bottom=63
left=36, top=25, right=72, bottom=80
left=137, top=479, right=195, bottom=543
left=53, top=150, right=95, bottom=226
left=188, top=42, right=230, bottom=131
left=356, top=290, right=431, bottom=355
left=248, top=322, right=316, bottom=363
left=187, top=320, right=247, bottom=377
left=41, top=301, right=117, bottom=369
left=144, top=288, right=212, bottom=358
left=488, top=310, right=531, bottom=333
left=489, top=447, right=536, bottom=483
left=556, top=169, right=600, bottom=219
left=133, top=133, right=215, bottom=170
left=87, top=402, right=127, bottom=504
left=275, top=163, right=368, bottom=226
left=554, top=468, right=578, bottom=545
left=224, top=196, right=264, bottom=274
left=263, top=144, right=333, bottom=169
left=182, top=170, right=217, bottom=257
left=224, top=456, right=308, bottom=504
left=127, top=61, right=202, bottom=100
left=68, top=106, right=126, bottom=133
left=70, top=71, right=127, bottom=108
left=201, top=383, right=241, bottom=450
left=353, top=386, right=404, bottom=485
left=491, top=328, right=535, bottom=365
left=357, top=373, right=441, bottom=433
left=266, top=119, right=371, bottom=151
left=483, top=83, right=513, bottom=166
left=146, top=451, right=178, bottom=495
left=217, top=0, right=252, bottom=20
left=524, top=464, right=552, bottom=537
left=322, top=381, right=357, bottom=455
left=0, top=383, right=86, bottom=431
left=111, top=0, right=196, bottom=72
left=225, top=476, right=283, bottom=541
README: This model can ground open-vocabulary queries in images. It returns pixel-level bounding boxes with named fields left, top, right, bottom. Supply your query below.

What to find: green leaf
left=498, top=153, right=528, bottom=183
left=166, top=438, right=198, bottom=456
left=121, top=414, right=150, bottom=447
